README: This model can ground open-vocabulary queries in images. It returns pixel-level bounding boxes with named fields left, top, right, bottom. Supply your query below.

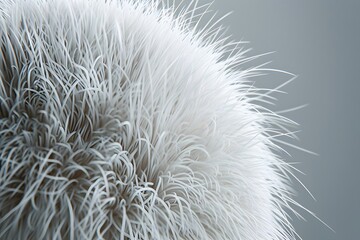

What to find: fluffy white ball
left=0, top=0, right=300, bottom=239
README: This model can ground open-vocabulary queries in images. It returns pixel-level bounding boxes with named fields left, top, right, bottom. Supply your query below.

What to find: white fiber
left=0, top=0, right=302, bottom=239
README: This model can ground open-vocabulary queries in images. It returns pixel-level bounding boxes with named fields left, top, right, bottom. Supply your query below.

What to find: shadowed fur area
left=0, top=0, right=301, bottom=239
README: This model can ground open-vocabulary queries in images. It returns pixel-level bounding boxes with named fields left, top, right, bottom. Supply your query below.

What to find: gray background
left=183, top=0, right=359, bottom=239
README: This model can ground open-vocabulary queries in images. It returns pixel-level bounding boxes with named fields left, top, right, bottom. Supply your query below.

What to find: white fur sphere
left=0, top=0, right=299, bottom=239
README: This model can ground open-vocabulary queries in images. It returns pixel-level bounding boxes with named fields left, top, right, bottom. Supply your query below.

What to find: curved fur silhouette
left=0, top=0, right=300, bottom=239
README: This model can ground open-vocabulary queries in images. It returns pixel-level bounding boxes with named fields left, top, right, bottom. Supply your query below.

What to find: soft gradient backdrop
left=185, top=0, right=359, bottom=239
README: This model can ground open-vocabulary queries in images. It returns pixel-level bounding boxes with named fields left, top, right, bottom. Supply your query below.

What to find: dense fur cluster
left=0, top=0, right=300, bottom=239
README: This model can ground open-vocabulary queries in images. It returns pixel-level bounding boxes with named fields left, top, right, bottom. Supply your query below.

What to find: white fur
left=0, top=0, right=300, bottom=239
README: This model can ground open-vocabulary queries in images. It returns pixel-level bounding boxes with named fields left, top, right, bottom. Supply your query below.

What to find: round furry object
left=0, top=0, right=300, bottom=239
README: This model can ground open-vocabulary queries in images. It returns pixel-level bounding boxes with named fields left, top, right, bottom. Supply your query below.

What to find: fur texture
left=0, top=0, right=300, bottom=239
